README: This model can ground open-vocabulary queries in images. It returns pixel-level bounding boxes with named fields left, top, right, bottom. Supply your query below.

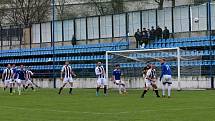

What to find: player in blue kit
left=16, top=64, right=27, bottom=95
left=112, top=64, right=127, bottom=94
left=160, top=59, right=172, bottom=98
left=12, top=64, right=18, bottom=91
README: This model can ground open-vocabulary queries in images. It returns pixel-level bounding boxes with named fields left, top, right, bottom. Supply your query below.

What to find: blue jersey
left=12, top=68, right=18, bottom=79
left=112, top=69, right=121, bottom=80
left=17, top=69, right=26, bottom=80
left=160, top=63, right=172, bottom=78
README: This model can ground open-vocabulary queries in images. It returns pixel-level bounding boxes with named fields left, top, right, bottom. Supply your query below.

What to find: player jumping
left=141, top=64, right=160, bottom=98
left=58, top=61, right=76, bottom=95
left=95, top=62, right=107, bottom=96
left=160, top=58, right=172, bottom=98
left=112, top=64, right=127, bottom=95
left=2, top=64, right=14, bottom=95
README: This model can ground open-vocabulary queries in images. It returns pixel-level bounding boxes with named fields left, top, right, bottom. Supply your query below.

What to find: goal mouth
left=106, top=47, right=204, bottom=90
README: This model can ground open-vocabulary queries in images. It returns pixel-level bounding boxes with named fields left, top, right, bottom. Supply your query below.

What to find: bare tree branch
left=4, top=0, right=51, bottom=26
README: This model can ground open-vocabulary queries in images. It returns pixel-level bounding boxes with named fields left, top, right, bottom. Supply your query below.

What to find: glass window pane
left=87, top=17, right=99, bottom=39
left=63, top=20, right=74, bottom=41
left=142, top=10, right=156, bottom=29
left=174, top=6, right=189, bottom=32
left=113, top=14, right=126, bottom=37
left=191, top=4, right=207, bottom=31
left=41, top=22, right=51, bottom=42
left=128, top=12, right=141, bottom=36
left=32, top=24, right=40, bottom=43
left=75, top=18, right=86, bottom=40
left=100, top=15, right=112, bottom=38
left=54, top=21, right=62, bottom=42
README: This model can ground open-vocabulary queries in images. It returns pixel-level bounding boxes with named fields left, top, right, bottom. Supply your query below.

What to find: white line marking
left=0, top=105, right=214, bottom=115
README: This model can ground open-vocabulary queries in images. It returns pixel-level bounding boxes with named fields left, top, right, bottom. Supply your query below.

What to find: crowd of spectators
left=134, top=26, right=170, bottom=48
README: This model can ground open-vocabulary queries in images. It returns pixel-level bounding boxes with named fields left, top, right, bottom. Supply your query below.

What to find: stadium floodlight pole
left=208, top=0, right=214, bottom=88
left=52, top=0, right=56, bottom=88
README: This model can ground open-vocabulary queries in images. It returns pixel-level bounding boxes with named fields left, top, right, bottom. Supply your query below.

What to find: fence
left=0, top=3, right=215, bottom=50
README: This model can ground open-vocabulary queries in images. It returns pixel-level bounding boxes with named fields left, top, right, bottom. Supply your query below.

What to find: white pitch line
left=0, top=105, right=214, bottom=115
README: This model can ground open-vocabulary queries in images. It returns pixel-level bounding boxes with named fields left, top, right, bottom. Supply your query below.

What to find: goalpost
left=106, top=47, right=203, bottom=90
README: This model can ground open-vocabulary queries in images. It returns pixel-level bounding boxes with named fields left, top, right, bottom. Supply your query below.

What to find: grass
left=0, top=88, right=215, bottom=121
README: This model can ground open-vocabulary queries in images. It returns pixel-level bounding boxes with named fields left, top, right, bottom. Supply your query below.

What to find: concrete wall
left=0, top=76, right=211, bottom=89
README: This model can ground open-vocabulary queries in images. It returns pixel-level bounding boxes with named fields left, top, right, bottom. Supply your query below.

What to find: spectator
left=149, top=26, right=156, bottom=41
left=134, top=29, right=142, bottom=48
left=163, top=26, right=170, bottom=40
left=141, top=28, right=149, bottom=48
left=72, top=35, right=77, bottom=46
left=155, top=26, right=162, bottom=40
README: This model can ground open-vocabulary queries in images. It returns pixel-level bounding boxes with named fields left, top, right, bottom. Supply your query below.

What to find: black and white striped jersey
left=3, top=68, right=14, bottom=80
left=61, top=65, right=73, bottom=78
left=26, top=70, right=33, bottom=80
left=95, top=66, right=105, bottom=78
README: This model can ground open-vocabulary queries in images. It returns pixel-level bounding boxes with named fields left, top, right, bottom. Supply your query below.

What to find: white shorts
left=162, top=75, right=172, bottom=84
left=97, top=78, right=107, bottom=86
left=145, top=79, right=152, bottom=88
left=16, top=79, right=26, bottom=85
left=26, top=80, right=33, bottom=85
left=115, top=80, right=125, bottom=85
left=4, top=79, right=13, bottom=87
left=63, top=77, right=73, bottom=83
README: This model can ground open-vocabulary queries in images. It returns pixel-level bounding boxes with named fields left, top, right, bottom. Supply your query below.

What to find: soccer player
left=95, top=62, right=107, bottom=96
left=141, top=64, right=160, bottom=98
left=16, top=64, right=27, bottom=95
left=25, top=69, right=34, bottom=91
left=160, top=58, right=172, bottom=98
left=58, top=61, right=76, bottom=95
left=2, top=64, right=14, bottom=94
left=112, top=64, right=127, bottom=94
left=12, top=64, right=17, bottom=91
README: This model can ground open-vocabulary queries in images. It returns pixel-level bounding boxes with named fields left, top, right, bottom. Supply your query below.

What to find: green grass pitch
left=0, top=88, right=215, bottom=121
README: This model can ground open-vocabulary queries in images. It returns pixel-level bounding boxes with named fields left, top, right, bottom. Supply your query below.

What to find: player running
left=112, top=64, right=127, bottom=95
left=58, top=61, right=76, bottom=95
left=160, top=58, right=172, bottom=98
left=25, top=69, right=35, bottom=91
left=95, top=62, right=107, bottom=96
left=2, top=64, right=14, bottom=94
left=141, top=64, right=160, bottom=98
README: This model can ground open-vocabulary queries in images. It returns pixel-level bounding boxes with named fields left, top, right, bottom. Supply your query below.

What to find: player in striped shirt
left=112, top=64, right=127, bottom=94
left=58, top=61, right=76, bottom=95
left=95, top=62, right=107, bottom=96
left=2, top=64, right=14, bottom=94
left=141, top=64, right=160, bottom=98
left=25, top=69, right=34, bottom=91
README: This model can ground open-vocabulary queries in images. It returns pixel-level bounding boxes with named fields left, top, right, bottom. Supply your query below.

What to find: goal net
left=106, top=47, right=205, bottom=90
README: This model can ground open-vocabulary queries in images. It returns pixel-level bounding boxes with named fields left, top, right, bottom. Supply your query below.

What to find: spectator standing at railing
left=155, top=26, right=162, bottom=40
left=149, top=26, right=156, bottom=41
left=141, top=28, right=149, bottom=48
left=163, top=27, right=170, bottom=40
left=134, top=29, right=142, bottom=48
left=72, top=35, right=77, bottom=46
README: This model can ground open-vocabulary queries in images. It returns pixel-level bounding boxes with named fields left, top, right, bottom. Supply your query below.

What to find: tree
left=155, top=0, right=164, bottom=10
left=88, top=0, right=125, bottom=15
left=5, top=0, right=51, bottom=26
